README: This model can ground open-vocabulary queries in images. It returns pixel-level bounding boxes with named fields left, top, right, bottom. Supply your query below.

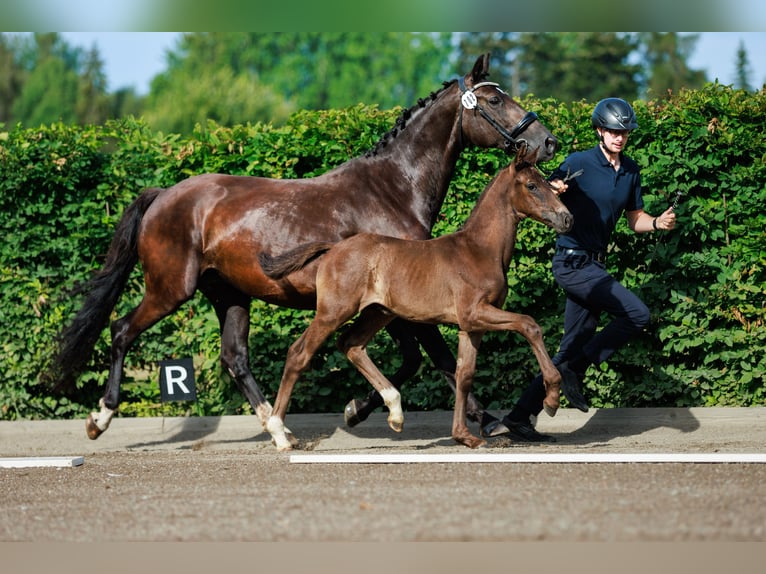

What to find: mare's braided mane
left=364, top=80, right=455, bottom=158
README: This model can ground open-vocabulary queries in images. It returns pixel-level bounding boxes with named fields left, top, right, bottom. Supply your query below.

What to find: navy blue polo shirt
left=551, top=145, right=644, bottom=254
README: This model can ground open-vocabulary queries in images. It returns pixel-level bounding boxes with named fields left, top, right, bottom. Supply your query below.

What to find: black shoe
left=481, top=417, right=555, bottom=442
left=558, top=361, right=589, bottom=413
left=478, top=411, right=499, bottom=429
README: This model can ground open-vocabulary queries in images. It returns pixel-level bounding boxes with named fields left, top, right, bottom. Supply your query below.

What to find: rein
left=458, top=76, right=538, bottom=151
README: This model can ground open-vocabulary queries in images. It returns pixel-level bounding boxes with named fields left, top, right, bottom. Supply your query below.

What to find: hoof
left=85, top=415, right=103, bottom=440
left=543, top=402, right=559, bottom=417
left=344, top=399, right=368, bottom=427
left=271, top=439, right=294, bottom=452
left=388, top=419, right=404, bottom=433
left=543, top=379, right=561, bottom=417
left=455, top=435, right=486, bottom=449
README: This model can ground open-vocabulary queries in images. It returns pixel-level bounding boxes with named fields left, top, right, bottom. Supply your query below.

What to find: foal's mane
left=364, top=79, right=456, bottom=158
left=459, top=158, right=534, bottom=229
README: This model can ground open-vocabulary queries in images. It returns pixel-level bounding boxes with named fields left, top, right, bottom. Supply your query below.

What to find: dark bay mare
left=43, top=54, right=558, bottom=440
left=259, top=149, right=574, bottom=449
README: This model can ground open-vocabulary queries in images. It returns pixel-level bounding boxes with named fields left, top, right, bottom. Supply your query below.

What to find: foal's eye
left=526, top=183, right=536, bottom=191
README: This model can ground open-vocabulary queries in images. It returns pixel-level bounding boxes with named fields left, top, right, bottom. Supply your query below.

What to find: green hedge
left=1, top=82, right=764, bottom=421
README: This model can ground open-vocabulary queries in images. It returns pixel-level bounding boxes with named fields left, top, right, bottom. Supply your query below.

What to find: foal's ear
left=470, top=53, right=491, bottom=84
left=514, top=142, right=529, bottom=166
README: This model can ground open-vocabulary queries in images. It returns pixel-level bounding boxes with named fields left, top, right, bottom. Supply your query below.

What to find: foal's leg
left=343, top=321, right=497, bottom=428
left=343, top=318, right=422, bottom=426
left=464, top=303, right=562, bottom=415
left=412, top=323, right=496, bottom=426
left=452, top=331, right=486, bottom=449
left=337, top=307, right=404, bottom=432
left=267, top=314, right=346, bottom=451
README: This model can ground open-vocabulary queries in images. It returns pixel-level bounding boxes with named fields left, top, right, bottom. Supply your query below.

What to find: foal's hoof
left=344, top=399, right=368, bottom=428
left=543, top=402, right=559, bottom=418
left=543, top=381, right=561, bottom=418
left=85, top=415, right=103, bottom=440
left=456, top=435, right=486, bottom=449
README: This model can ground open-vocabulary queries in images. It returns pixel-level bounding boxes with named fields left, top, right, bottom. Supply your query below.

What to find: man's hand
left=550, top=179, right=568, bottom=195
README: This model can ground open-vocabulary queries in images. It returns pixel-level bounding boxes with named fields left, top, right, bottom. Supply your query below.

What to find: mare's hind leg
left=87, top=290, right=190, bottom=439
left=337, top=307, right=403, bottom=432
left=199, top=276, right=289, bottom=440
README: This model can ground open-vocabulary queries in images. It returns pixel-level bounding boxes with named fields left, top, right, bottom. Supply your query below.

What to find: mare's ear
left=470, top=53, right=491, bottom=85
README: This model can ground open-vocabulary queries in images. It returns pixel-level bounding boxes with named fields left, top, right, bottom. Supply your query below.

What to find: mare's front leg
left=203, top=282, right=296, bottom=446
left=337, top=307, right=403, bottom=432
left=452, top=331, right=486, bottom=449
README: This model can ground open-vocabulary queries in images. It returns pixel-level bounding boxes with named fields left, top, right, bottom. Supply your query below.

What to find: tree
left=142, top=65, right=296, bottom=134
left=734, top=40, right=754, bottom=91
left=640, top=32, right=707, bottom=98
left=5, top=33, right=113, bottom=126
left=12, top=54, right=80, bottom=125
left=454, top=33, right=519, bottom=95
left=0, top=35, right=24, bottom=123
left=143, top=33, right=454, bottom=133
left=76, top=46, right=110, bottom=125
left=519, top=33, right=642, bottom=102
left=455, top=33, right=642, bottom=102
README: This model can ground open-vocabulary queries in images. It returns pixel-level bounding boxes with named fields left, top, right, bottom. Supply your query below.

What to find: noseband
left=458, top=76, right=538, bottom=151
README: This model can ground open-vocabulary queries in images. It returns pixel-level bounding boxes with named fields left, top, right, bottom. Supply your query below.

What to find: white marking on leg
left=380, top=387, right=403, bottom=428
left=255, top=402, right=273, bottom=428
left=266, top=415, right=293, bottom=451
left=92, top=398, right=115, bottom=432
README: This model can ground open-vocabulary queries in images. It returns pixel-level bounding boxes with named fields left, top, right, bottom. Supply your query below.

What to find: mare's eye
left=488, top=95, right=502, bottom=106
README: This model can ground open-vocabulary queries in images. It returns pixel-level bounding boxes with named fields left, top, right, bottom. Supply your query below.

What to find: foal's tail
left=258, top=241, right=335, bottom=280
left=41, top=187, right=163, bottom=393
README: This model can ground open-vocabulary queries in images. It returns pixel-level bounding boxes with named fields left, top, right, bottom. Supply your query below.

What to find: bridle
left=458, top=76, right=538, bottom=152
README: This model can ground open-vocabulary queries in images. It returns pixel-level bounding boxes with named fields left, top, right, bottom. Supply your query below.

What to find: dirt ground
left=2, top=408, right=766, bottom=549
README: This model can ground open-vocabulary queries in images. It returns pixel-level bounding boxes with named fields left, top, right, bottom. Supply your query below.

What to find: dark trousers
left=509, top=252, right=650, bottom=421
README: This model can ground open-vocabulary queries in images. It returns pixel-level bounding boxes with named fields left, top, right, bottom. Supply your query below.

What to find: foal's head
left=509, top=150, right=573, bottom=234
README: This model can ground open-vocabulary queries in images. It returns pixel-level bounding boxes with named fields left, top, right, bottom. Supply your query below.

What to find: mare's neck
left=369, top=82, right=463, bottom=231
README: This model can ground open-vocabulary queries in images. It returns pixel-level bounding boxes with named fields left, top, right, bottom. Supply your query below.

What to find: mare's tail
left=258, top=241, right=335, bottom=280
left=41, top=187, right=163, bottom=393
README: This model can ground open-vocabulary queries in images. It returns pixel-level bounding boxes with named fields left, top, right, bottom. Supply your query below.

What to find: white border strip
left=0, top=456, right=84, bottom=468
left=290, top=453, right=766, bottom=464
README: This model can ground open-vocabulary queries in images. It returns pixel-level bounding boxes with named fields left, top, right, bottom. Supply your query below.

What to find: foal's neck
left=459, top=172, right=519, bottom=268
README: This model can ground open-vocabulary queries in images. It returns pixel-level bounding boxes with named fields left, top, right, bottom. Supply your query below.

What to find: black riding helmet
left=591, top=98, right=638, bottom=131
